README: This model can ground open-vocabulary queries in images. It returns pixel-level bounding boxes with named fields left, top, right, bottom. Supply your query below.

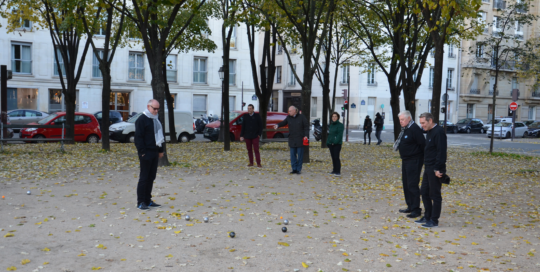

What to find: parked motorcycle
left=194, top=114, right=219, bottom=134
left=312, top=118, right=322, bottom=141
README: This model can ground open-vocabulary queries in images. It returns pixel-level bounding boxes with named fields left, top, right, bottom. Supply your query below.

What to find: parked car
left=439, top=121, right=458, bottom=133
left=109, top=110, right=196, bottom=143
left=487, top=121, right=528, bottom=139
left=93, top=110, right=124, bottom=131
left=456, top=118, right=485, bottom=133
left=20, top=112, right=102, bottom=143
left=526, top=121, right=540, bottom=137
left=203, top=111, right=289, bottom=142
left=524, top=120, right=536, bottom=127
left=7, top=109, right=49, bottom=132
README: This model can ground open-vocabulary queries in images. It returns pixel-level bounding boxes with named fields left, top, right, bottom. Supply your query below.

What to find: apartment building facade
left=1, top=17, right=257, bottom=121
left=458, top=0, right=540, bottom=123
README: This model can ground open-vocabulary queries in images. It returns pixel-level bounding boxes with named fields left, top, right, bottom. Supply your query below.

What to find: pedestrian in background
left=240, top=104, right=263, bottom=167
left=416, top=112, right=447, bottom=228
left=327, top=112, right=344, bottom=176
left=394, top=110, right=425, bottom=219
left=134, top=99, right=164, bottom=210
left=374, top=112, right=384, bottom=145
left=363, top=115, right=372, bottom=145
left=274, top=106, right=309, bottom=174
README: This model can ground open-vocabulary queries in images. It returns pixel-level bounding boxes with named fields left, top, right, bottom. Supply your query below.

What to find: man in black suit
left=416, top=112, right=447, bottom=228
left=134, top=99, right=164, bottom=210
left=394, top=110, right=425, bottom=219
left=240, top=104, right=263, bottom=167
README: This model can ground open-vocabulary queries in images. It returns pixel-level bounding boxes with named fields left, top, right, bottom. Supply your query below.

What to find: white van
left=109, top=110, right=196, bottom=143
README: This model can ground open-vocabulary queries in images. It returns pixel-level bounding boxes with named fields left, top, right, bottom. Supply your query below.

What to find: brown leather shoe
left=257, top=164, right=262, bottom=168
left=247, top=163, right=254, bottom=167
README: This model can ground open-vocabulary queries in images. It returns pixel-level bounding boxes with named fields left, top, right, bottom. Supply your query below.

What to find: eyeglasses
left=150, top=106, right=159, bottom=111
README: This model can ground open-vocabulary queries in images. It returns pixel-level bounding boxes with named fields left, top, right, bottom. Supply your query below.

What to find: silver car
left=7, top=109, right=49, bottom=131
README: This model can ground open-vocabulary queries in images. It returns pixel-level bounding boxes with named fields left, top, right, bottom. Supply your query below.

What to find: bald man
left=274, top=106, right=310, bottom=174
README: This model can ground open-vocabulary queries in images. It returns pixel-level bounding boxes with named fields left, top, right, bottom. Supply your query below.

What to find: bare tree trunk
left=431, top=40, right=444, bottom=123
left=150, top=60, right=170, bottom=166
left=162, top=63, right=178, bottom=144
left=101, top=71, right=112, bottom=150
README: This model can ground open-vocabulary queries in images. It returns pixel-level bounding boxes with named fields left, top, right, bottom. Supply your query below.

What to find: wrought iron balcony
left=489, top=90, right=499, bottom=96
left=532, top=91, right=540, bottom=97
left=470, top=88, right=481, bottom=94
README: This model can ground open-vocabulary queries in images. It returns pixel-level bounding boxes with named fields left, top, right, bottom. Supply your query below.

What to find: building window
left=277, top=42, right=283, bottom=54
left=109, top=92, right=130, bottom=120
left=367, top=63, right=376, bottom=85
left=341, top=65, right=350, bottom=84
left=289, top=64, right=296, bottom=86
left=493, top=16, right=501, bottom=33
left=53, top=48, right=66, bottom=76
left=276, top=66, right=282, bottom=83
left=291, top=44, right=298, bottom=54
left=11, top=42, right=32, bottom=74
left=447, top=68, right=454, bottom=89
left=476, top=44, right=484, bottom=58
left=193, top=94, right=207, bottom=117
left=164, top=94, right=177, bottom=109
left=479, top=11, right=487, bottom=33
left=226, top=26, right=236, bottom=48
left=512, top=77, right=518, bottom=95
left=367, top=97, right=376, bottom=119
left=49, top=89, right=79, bottom=113
left=193, top=58, right=207, bottom=84
left=229, top=96, right=236, bottom=111
left=467, top=103, right=475, bottom=118
left=6, top=88, right=38, bottom=110
left=92, top=50, right=104, bottom=78
left=166, top=55, right=177, bottom=82
left=515, top=22, right=523, bottom=39
left=429, top=67, right=434, bottom=88
left=311, top=97, right=317, bottom=117
left=448, top=44, right=455, bottom=58
left=529, top=106, right=536, bottom=120
left=128, top=52, right=144, bottom=80
left=488, top=104, right=494, bottom=121
left=229, top=60, right=236, bottom=85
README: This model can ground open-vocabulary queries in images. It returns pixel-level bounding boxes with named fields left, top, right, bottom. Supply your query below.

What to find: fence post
left=61, top=123, right=65, bottom=152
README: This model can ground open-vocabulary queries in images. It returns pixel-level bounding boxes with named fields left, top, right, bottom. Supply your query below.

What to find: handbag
left=440, top=174, right=451, bottom=185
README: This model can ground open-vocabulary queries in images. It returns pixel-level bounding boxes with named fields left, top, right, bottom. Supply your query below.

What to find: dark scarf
left=393, top=120, right=414, bottom=151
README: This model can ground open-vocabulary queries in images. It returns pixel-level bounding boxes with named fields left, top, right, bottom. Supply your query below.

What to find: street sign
left=252, top=94, right=257, bottom=101
left=360, top=100, right=365, bottom=105
left=351, top=103, right=356, bottom=109
left=509, top=102, right=518, bottom=111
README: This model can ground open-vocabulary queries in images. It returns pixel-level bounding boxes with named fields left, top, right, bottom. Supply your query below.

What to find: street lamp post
left=218, top=66, right=225, bottom=142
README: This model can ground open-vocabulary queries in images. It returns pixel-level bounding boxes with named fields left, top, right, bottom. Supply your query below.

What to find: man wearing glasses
left=134, top=99, right=164, bottom=210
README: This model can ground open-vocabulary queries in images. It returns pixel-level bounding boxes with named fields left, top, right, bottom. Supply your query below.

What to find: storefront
left=7, top=88, right=39, bottom=110
left=110, top=92, right=131, bottom=120
left=49, top=89, right=79, bottom=113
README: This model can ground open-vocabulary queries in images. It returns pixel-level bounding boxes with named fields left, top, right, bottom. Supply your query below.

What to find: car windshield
left=38, top=114, right=58, bottom=124
left=494, top=122, right=512, bottom=127
left=529, top=122, right=540, bottom=128
left=127, top=112, right=143, bottom=123
left=457, top=119, right=471, bottom=124
left=230, top=112, right=242, bottom=120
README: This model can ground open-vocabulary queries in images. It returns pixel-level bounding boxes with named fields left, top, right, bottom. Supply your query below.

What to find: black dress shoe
left=399, top=208, right=412, bottom=213
left=290, top=170, right=297, bottom=174
left=407, top=211, right=421, bottom=218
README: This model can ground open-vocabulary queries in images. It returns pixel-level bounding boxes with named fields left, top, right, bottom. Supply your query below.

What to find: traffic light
left=508, top=108, right=513, bottom=116
left=344, top=100, right=349, bottom=110
left=441, top=107, right=446, bottom=113
left=342, top=89, right=348, bottom=100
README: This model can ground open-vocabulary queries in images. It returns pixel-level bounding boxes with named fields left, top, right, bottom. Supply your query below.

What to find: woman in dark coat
left=363, top=115, right=373, bottom=145
left=327, top=112, right=344, bottom=176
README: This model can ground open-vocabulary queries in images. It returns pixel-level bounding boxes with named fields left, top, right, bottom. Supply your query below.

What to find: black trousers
left=402, top=158, right=424, bottom=213
left=421, top=165, right=443, bottom=224
left=375, top=130, right=382, bottom=143
left=328, top=144, right=342, bottom=174
left=137, top=155, right=159, bottom=205
left=364, top=130, right=372, bottom=143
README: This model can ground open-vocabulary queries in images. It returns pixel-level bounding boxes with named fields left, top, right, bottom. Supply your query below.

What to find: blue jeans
left=289, top=147, right=304, bottom=172
left=375, top=130, right=382, bottom=143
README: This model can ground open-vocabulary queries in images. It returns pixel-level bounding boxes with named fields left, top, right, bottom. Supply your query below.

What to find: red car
left=20, top=112, right=102, bottom=143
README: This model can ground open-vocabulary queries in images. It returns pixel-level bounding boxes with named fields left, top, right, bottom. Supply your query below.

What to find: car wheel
left=87, top=134, right=99, bottom=143
left=466, top=128, right=471, bottom=134
left=523, top=132, right=527, bottom=138
left=33, top=134, right=46, bottom=144
left=480, top=128, right=484, bottom=134
left=178, top=133, right=190, bottom=143
left=505, top=132, right=511, bottom=139
left=273, top=133, right=284, bottom=139
left=126, top=133, right=135, bottom=143
left=453, top=127, right=458, bottom=134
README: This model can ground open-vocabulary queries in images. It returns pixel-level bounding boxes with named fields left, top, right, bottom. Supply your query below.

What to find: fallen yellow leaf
left=6, top=266, right=17, bottom=271
left=302, top=262, right=309, bottom=268
left=343, top=252, right=349, bottom=256
left=4, top=233, right=14, bottom=238
left=277, top=242, right=290, bottom=247
left=20, top=259, right=30, bottom=265
left=91, top=267, right=102, bottom=270
left=42, top=248, right=50, bottom=252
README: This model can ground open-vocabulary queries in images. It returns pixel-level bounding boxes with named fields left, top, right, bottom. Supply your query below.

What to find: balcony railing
left=448, top=53, right=456, bottom=58
left=470, top=88, right=481, bottom=94
left=489, top=90, right=499, bottom=96
left=532, top=91, right=540, bottom=97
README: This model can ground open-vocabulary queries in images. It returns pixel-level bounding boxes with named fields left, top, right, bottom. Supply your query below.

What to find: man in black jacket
left=134, top=99, right=164, bottom=210
left=394, top=110, right=425, bottom=218
left=416, top=112, right=447, bottom=228
left=274, top=106, right=309, bottom=174
left=240, top=104, right=263, bottom=167
left=374, top=112, right=384, bottom=145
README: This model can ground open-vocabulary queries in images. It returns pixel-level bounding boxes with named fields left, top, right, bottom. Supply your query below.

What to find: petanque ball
left=203, top=217, right=209, bottom=223
left=229, top=232, right=235, bottom=238
left=185, top=215, right=190, bottom=221
left=282, top=227, right=287, bottom=233
left=27, top=191, right=31, bottom=195
left=283, top=219, right=289, bottom=225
